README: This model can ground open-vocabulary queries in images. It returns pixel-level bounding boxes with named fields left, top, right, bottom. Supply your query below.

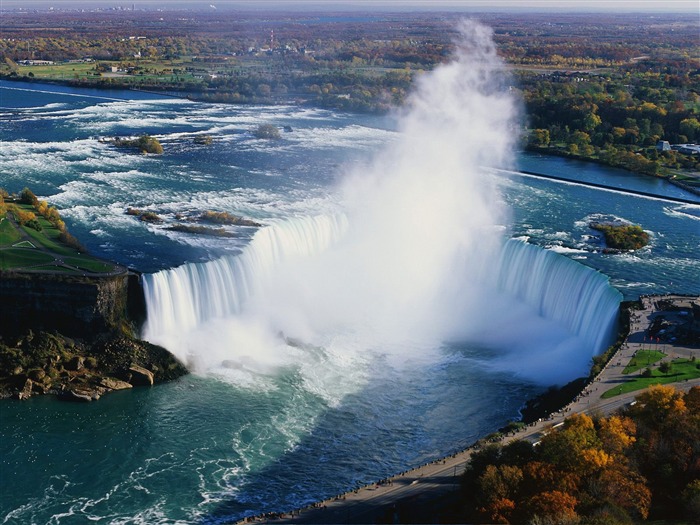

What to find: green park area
left=603, top=353, right=700, bottom=399
left=0, top=199, right=118, bottom=275
left=622, top=349, right=666, bottom=374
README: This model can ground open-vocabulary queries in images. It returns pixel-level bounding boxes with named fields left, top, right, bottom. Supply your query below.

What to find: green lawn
left=20, top=221, right=79, bottom=257
left=0, top=217, right=21, bottom=244
left=602, top=359, right=700, bottom=398
left=0, top=248, right=54, bottom=268
left=623, top=350, right=666, bottom=374
left=62, top=255, right=115, bottom=273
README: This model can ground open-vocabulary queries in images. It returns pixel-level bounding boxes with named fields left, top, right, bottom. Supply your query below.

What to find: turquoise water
left=1, top=80, right=698, bottom=524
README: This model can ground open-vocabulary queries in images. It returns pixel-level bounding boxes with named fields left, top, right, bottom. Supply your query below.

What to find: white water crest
left=142, top=21, right=619, bottom=385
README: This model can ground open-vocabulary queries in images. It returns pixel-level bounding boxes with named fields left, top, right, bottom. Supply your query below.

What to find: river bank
left=524, top=146, right=700, bottom=197
left=241, top=294, right=700, bottom=524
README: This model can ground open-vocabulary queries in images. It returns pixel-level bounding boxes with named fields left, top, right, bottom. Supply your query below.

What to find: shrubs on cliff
left=13, top=187, right=81, bottom=243
left=10, top=206, right=42, bottom=231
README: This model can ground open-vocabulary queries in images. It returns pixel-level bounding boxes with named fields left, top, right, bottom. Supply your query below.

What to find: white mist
left=142, top=21, right=619, bottom=387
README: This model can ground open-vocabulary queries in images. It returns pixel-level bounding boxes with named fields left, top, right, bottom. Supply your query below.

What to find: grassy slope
left=0, top=204, right=116, bottom=274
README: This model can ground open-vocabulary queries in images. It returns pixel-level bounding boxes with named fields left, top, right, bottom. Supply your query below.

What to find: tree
left=679, top=118, right=700, bottom=142
left=590, top=464, right=652, bottom=520
left=529, top=129, right=550, bottom=147
left=598, top=416, right=636, bottom=457
left=19, top=187, right=38, bottom=206
left=632, top=384, right=687, bottom=425
left=526, top=490, right=578, bottom=523
left=583, top=110, right=602, bottom=132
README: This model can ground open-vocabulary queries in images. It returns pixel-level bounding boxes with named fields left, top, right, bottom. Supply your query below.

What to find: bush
left=193, top=134, right=213, bottom=145
left=114, top=134, right=163, bottom=154
left=19, top=187, right=38, bottom=206
left=25, top=218, right=42, bottom=231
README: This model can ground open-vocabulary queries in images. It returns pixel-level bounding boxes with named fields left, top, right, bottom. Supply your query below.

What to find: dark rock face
left=0, top=272, right=189, bottom=401
left=0, top=331, right=188, bottom=401
left=0, top=273, right=129, bottom=338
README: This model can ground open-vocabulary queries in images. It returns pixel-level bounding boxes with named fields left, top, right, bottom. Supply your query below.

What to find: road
left=239, top=295, right=700, bottom=525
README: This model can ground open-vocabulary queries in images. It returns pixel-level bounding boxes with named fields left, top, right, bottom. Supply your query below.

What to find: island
left=103, top=134, right=164, bottom=154
left=590, top=222, right=650, bottom=252
left=0, top=188, right=187, bottom=401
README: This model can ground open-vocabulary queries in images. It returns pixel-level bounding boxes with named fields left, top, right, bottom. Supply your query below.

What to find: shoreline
left=503, top=168, right=700, bottom=205
left=239, top=293, right=700, bottom=525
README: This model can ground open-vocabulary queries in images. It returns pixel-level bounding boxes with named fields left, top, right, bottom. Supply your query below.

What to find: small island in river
left=102, top=134, right=164, bottom=155
left=590, top=222, right=650, bottom=252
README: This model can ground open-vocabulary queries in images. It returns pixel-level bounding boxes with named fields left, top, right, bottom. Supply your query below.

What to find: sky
left=4, top=0, right=699, bottom=13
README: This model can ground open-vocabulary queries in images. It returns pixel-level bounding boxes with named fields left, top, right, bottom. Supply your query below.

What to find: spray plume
left=143, top=21, right=618, bottom=386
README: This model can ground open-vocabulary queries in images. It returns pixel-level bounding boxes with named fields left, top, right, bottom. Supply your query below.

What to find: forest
left=1, top=8, right=698, bottom=177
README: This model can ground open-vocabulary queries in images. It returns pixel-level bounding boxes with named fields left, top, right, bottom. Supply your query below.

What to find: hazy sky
left=5, top=0, right=700, bottom=12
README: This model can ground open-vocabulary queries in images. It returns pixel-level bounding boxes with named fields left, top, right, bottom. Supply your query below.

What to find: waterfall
left=143, top=215, right=621, bottom=375
left=140, top=21, right=620, bottom=382
left=493, top=238, right=622, bottom=356
left=142, top=214, right=348, bottom=345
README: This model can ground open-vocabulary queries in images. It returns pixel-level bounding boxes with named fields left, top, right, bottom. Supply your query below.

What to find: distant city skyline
left=3, top=0, right=699, bottom=13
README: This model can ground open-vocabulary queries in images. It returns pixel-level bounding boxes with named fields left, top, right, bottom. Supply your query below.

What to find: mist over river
left=1, top=26, right=698, bottom=523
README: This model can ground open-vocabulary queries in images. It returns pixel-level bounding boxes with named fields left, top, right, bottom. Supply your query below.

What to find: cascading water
left=494, top=238, right=622, bottom=356
left=143, top=214, right=621, bottom=383
left=142, top=213, right=348, bottom=357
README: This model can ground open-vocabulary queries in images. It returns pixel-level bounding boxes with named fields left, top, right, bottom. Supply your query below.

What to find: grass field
left=1, top=203, right=117, bottom=274
left=0, top=217, right=21, bottom=245
left=623, top=350, right=666, bottom=374
left=602, top=359, right=700, bottom=399
left=0, top=248, right=55, bottom=268
left=18, top=58, right=207, bottom=87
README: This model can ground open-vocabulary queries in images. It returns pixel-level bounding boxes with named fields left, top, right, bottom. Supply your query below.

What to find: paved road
left=240, top=295, right=700, bottom=525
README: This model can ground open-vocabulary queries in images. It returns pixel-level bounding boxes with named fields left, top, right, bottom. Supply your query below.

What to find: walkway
left=240, top=295, right=700, bottom=525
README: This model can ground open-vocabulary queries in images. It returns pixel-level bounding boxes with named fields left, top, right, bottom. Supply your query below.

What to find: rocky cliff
left=0, top=271, right=186, bottom=401
left=0, top=272, right=136, bottom=337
